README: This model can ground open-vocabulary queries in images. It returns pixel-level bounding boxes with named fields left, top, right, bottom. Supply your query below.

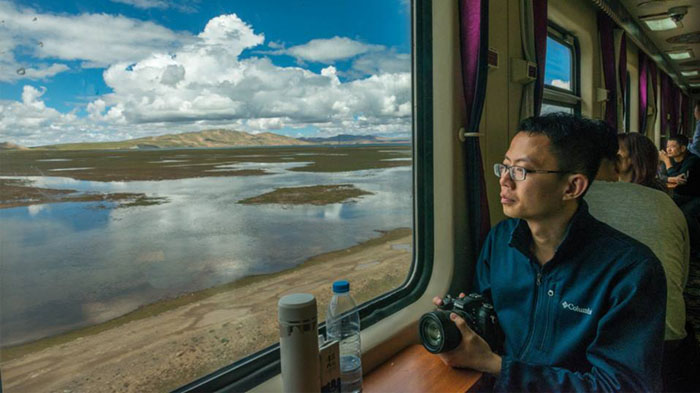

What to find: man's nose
left=498, top=170, right=514, bottom=187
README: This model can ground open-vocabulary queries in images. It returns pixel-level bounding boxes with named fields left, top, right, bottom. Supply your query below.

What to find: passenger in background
left=434, top=113, right=666, bottom=392
left=583, top=125, right=693, bottom=392
left=617, top=132, right=666, bottom=192
left=660, top=135, right=700, bottom=257
left=688, top=101, right=699, bottom=157
left=660, top=135, right=700, bottom=203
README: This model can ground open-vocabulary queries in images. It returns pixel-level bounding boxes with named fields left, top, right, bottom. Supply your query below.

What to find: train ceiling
left=598, top=0, right=700, bottom=96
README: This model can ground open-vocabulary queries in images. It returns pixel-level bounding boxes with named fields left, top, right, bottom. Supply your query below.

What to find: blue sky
left=544, top=36, right=572, bottom=90
left=0, top=0, right=411, bottom=146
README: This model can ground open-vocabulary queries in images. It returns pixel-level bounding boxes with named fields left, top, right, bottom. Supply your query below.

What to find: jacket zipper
left=518, top=269, right=542, bottom=358
left=538, top=283, right=552, bottom=351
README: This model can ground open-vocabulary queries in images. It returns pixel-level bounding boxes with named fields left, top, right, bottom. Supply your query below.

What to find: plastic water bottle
left=326, top=280, right=362, bottom=393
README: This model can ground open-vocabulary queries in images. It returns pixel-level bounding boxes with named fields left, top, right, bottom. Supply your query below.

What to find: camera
left=419, top=293, right=503, bottom=354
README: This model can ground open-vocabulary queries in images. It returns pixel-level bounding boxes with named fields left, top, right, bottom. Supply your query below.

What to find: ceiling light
left=666, top=49, right=693, bottom=60
left=690, top=82, right=700, bottom=88
left=681, top=70, right=698, bottom=77
left=640, top=14, right=680, bottom=31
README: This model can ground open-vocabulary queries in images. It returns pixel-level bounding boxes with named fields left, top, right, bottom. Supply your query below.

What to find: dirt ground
left=0, top=230, right=413, bottom=393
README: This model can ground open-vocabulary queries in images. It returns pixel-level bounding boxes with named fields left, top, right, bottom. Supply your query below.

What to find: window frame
left=542, top=22, right=581, bottom=115
left=624, top=71, right=631, bottom=132
left=173, top=0, right=434, bottom=391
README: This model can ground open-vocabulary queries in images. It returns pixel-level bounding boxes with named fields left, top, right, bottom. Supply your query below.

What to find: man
left=582, top=123, right=691, bottom=391
left=660, top=135, right=700, bottom=255
left=689, top=101, right=700, bottom=157
left=660, top=135, right=700, bottom=202
left=434, top=114, right=666, bottom=392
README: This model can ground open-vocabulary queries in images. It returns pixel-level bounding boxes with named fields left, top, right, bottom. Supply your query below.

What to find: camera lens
left=418, top=311, right=462, bottom=354
left=423, top=318, right=442, bottom=346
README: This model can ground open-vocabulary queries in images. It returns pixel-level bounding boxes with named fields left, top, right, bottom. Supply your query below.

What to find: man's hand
left=436, top=313, right=502, bottom=375
left=668, top=174, right=687, bottom=185
left=659, top=149, right=672, bottom=167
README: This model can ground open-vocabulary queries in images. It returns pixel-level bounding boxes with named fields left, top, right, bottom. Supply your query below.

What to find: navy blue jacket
left=474, top=201, right=666, bottom=392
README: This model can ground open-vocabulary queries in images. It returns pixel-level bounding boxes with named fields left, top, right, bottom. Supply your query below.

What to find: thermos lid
left=278, top=293, right=317, bottom=322
left=332, top=280, right=350, bottom=294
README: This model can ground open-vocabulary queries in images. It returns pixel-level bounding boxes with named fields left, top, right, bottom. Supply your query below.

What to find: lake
left=0, top=161, right=412, bottom=346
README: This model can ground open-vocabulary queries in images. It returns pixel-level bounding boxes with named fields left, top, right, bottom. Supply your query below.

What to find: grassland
left=238, top=184, right=373, bottom=205
left=0, top=145, right=411, bottom=182
left=0, top=178, right=167, bottom=209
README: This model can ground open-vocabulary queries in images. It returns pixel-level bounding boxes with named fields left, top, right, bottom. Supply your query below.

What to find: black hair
left=517, top=113, right=606, bottom=195
left=668, top=134, right=689, bottom=147
left=590, top=119, right=619, bottom=162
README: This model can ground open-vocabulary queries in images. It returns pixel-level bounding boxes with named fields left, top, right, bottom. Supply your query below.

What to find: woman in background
left=617, top=132, right=667, bottom=192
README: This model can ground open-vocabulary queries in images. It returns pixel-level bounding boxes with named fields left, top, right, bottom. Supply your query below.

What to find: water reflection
left=0, top=164, right=411, bottom=346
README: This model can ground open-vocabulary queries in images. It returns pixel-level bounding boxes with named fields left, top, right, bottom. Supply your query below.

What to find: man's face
left=694, top=105, right=700, bottom=121
left=499, top=133, right=570, bottom=220
left=666, top=140, right=685, bottom=158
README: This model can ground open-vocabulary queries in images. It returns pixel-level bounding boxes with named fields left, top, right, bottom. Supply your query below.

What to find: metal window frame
left=544, top=22, right=581, bottom=115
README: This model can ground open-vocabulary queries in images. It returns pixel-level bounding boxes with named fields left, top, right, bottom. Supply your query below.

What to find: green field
left=0, top=145, right=411, bottom=208
left=0, top=145, right=411, bottom=181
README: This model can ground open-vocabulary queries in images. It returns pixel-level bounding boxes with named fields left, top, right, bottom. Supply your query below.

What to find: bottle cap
left=278, top=293, right=317, bottom=322
left=332, top=280, right=350, bottom=294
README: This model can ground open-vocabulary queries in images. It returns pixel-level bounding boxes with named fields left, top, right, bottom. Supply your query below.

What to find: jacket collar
left=508, top=200, right=595, bottom=263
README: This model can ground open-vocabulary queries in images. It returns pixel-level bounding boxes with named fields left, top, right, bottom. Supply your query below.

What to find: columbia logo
left=561, top=301, right=592, bottom=315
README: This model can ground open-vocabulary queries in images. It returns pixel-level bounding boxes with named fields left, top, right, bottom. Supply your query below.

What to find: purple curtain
left=680, top=94, right=689, bottom=135
left=533, top=0, right=548, bottom=116
left=458, top=0, right=490, bottom=253
left=649, top=61, right=658, bottom=127
left=638, top=51, right=648, bottom=133
left=598, top=11, right=617, bottom=128
left=670, top=84, right=680, bottom=137
left=660, top=73, right=678, bottom=137
left=618, top=34, right=627, bottom=126
left=661, top=73, right=669, bottom=136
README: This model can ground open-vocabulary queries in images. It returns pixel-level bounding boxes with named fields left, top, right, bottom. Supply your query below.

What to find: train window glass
left=0, top=1, right=414, bottom=392
left=544, top=37, right=573, bottom=92
left=541, top=102, right=575, bottom=115
left=543, top=25, right=580, bottom=114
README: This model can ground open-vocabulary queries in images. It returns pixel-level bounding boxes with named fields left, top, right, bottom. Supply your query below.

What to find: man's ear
left=562, top=174, right=589, bottom=201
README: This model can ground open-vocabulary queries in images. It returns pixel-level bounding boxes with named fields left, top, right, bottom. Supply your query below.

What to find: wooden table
left=363, top=344, right=483, bottom=393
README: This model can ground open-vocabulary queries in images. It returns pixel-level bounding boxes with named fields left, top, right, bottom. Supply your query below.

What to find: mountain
left=38, top=130, right=312, bottom=150
left=0, top=142, right=29, bottom=151
left=298, top=134, right=410, bottom=145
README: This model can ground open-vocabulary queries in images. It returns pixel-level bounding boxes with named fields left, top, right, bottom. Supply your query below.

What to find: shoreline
left=1, top=227, right=412, bottom=363
left=1, top=226, right=412, bottom=392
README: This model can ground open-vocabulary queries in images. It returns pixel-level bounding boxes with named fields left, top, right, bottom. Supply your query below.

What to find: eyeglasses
left=493, top=163, right=569, bottom=181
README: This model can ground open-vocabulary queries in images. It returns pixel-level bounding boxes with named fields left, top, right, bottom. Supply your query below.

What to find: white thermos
left=278, top=293, right=321, bottom=393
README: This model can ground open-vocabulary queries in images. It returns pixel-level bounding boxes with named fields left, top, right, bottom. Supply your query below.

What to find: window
left=0, top=1, right=428, bottom=391
left=543, top=24, right=581, bottom=114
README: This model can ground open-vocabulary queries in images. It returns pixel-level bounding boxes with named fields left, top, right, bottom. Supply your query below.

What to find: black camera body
left=419, top=293, right=503, bottom=354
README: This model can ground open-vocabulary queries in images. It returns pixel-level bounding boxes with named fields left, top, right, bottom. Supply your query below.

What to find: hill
left=38, top=130, right=311, bottom=150
left=298, top=134, right=409, bottom=144
left=0, top=142, right=29, bottom=151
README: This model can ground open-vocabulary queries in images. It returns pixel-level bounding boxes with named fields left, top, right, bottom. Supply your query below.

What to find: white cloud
left=0, top=1, right=194, bottom=71
left=110, top=0, right=169, bottom=9
left=351, top=50, right=411, bottom=76
left=109, top=0, right=198, bottom=13
left=550, top=79, right=571, bottom=90
left=276, top=36, right=384, bottom=63
left=0, top=63, right=70, bottom=83
left=0, top=11, right=411, bottom=146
